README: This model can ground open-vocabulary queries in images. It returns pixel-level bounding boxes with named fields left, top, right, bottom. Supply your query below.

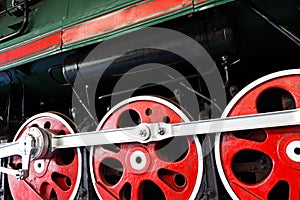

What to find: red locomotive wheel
left=8, top=112, right=82, bottom=200
left=90, top=96, right=203, bottom=200
left=215, top=69, right=300, bottom=200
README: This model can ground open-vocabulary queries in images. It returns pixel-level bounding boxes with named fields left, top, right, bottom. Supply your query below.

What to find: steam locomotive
left=0, top=0, right=299, bottom=199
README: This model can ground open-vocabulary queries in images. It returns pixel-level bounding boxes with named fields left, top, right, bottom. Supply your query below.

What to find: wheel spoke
left=222, top=130, right=281, bottom=158
left=91, top=97, right=203, bottom=200
left=151, top=174, right=181, bottom=200
left=276, top=167, right=300, bottom=199
left=94, top=144, right=125, bottom=162
left=216, top=72, right=300, bottom=199
left=289, top=181, right=300, bottom=200
left=7, top=113, right=81, bottom=200
left=130, top=183, right=140, bottom=200
left=154, top=152, right=196, bottom=180
left=8, top=176, right=44, bottom=200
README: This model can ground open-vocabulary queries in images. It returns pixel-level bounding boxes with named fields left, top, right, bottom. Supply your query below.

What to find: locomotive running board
left=0, top=108, right=300, bottom=179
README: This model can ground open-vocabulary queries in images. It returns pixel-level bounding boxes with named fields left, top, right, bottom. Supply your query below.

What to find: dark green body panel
left=65, top=0, right=143, bottom=27
left=0, top=0, right=232, bottom=70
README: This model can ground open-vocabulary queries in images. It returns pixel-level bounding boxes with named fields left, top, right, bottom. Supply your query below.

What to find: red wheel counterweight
left=8, top=113, right=82, bottom=200
left=216, top=70, right=300, bottom=200
left=90, top=96, right=203, bottom=200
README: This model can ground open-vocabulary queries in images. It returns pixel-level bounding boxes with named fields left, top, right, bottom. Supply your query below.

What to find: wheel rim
left=215, top=69, right=300, bottom=200
left=90, top=96, right=203, bottom=200
left=8, top=112, right=82, bottom=200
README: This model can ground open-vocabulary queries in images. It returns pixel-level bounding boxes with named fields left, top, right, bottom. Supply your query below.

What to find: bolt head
left=158, top=128, right=165, bottom=135
left=139, top=130, right=147, bottom=137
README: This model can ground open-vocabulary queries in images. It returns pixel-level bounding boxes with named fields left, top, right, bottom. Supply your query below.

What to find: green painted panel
left=27, top=0, right=67, bottom=31
left=64, top=0, right=143, bottom=27
left=1, top=0, right=234, bottom=70
left=0, top=0, right=67, bottom=41
left=0, top=0, right=67, bottom=48
left=0, top=2, right=26, bottom=41
left=0, top=0, right=68, bottom=70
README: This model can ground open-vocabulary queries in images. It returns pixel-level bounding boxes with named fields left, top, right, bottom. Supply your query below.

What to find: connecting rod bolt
left=139, top=130, right=147, bottom=137
left=158, top=128, right=165, bottom=135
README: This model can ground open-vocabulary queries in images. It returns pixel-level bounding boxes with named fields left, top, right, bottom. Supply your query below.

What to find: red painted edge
left=0, top=30, right=61, bottom=67
left=0, top=0, right=197, bottom=67
left=62, top=0, right=193, bottom=46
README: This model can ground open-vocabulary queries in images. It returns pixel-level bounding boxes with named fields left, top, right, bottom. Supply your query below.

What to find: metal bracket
left=0, top=127, right=41, bottom=180
left=0, top=0, right=28, bottom=43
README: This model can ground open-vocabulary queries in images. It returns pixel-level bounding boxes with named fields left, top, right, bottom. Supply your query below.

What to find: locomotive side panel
left=0, top=0, right=299, bottom=199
